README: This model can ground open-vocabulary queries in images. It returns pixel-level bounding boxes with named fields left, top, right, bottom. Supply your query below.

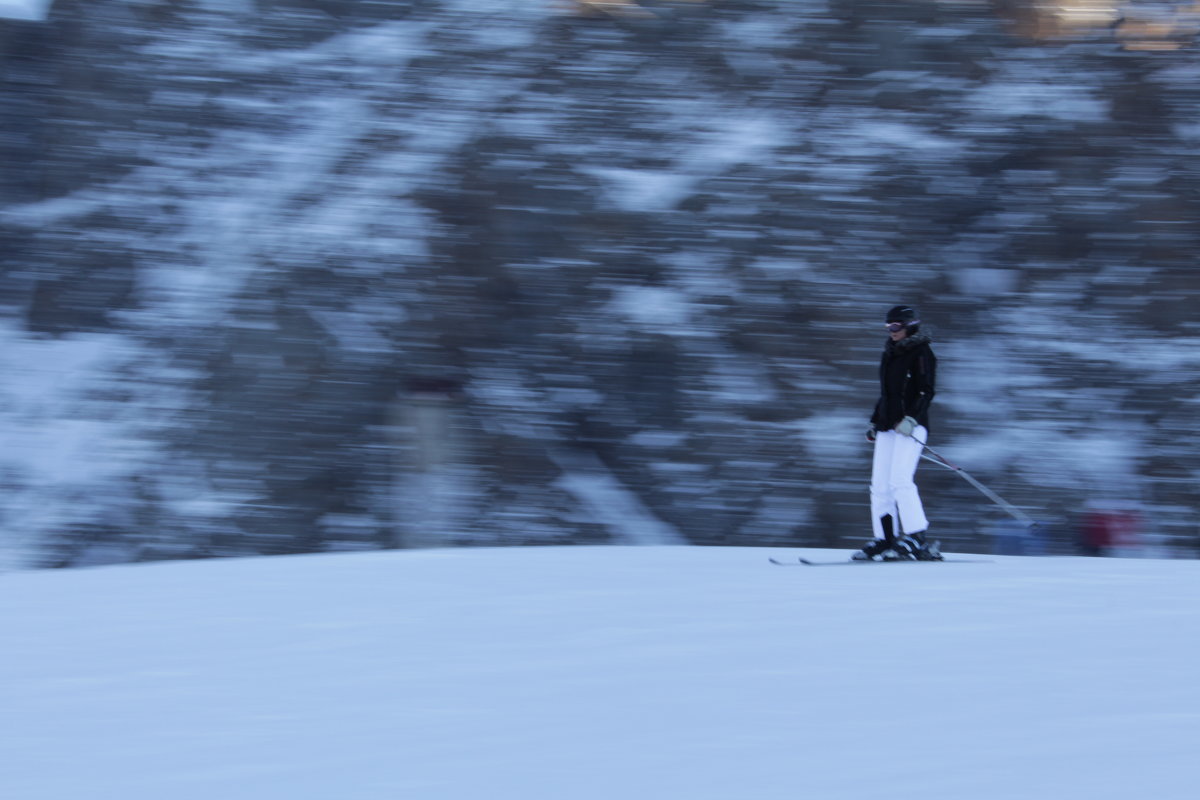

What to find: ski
left=769, top=556, right=993, bottom=566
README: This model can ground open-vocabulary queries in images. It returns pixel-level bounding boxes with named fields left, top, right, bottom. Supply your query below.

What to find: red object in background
left=1081, top=508, right=1142, bottom=554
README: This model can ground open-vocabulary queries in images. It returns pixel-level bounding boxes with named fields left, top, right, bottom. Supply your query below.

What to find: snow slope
left=4, top=546, right=1200, bottom=800
left=0, top=0, right=53, bottom=22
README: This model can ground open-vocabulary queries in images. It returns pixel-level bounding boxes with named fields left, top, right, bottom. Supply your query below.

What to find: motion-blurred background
left=1, top=0, right=1197, bottom=568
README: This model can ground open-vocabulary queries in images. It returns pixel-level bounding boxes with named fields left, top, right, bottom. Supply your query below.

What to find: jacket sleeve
left=908, top=346, right=936, bottom=420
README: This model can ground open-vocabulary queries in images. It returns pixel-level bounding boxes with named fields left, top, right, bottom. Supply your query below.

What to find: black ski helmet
left=885, top=305, right=920, bottom=333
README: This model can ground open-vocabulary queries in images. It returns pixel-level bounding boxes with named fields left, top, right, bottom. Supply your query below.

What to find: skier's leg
left=889, top=425, right=929, bottom=536
left=854, top=433, right=902, bottom=560
left=869, top=431, right=901, bottom=541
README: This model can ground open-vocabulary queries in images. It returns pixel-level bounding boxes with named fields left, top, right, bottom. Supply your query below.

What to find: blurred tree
left=3, top=0, right=1199, bottom=566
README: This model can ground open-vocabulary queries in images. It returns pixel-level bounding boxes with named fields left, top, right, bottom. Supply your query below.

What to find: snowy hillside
left=2, top=1, right=1199, bottom=567
left=5, top=545, right=1200, bottom=800
left=0, top=0, right=52, bottom=22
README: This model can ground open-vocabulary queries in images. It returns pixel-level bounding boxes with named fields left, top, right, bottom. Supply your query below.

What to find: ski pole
left=914, top=440, right=1039, bottom=528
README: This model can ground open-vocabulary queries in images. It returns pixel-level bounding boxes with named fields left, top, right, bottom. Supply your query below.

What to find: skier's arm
left=907, top=348, right=936, bottom=421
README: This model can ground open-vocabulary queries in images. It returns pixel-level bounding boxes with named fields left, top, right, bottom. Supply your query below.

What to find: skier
left=854, top=305, right=943, bottom=561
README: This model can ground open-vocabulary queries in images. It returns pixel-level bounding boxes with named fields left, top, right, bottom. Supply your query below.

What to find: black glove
left=865, top=426, right=877, bottom=443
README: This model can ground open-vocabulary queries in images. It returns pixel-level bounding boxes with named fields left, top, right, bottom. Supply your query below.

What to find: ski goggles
left=885, top=320, right=917, bottom=332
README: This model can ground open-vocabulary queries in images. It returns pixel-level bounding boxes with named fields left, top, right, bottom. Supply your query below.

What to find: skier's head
left=885, top=305, right=920, bottom=337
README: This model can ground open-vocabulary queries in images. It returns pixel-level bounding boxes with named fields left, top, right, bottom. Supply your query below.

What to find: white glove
left=895, top=416, right=918, bottom=436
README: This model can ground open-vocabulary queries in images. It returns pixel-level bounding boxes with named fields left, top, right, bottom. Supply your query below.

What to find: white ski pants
left=870, top=427, right=929, bottom=539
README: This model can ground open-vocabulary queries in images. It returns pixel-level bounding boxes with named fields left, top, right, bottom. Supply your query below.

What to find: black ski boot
left=852, top=515, right=913, bottom=561
left=900, top=531, right=944, bottom=561
left=851, top=538, right=893, bottom=561
left=917, top=538, right=944, bottom=561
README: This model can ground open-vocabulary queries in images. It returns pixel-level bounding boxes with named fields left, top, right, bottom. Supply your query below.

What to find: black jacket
left=870, top=331, right=936, bottom=433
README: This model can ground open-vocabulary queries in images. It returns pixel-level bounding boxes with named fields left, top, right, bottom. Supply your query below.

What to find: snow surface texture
left=4, top=545, right=1200, bottom=800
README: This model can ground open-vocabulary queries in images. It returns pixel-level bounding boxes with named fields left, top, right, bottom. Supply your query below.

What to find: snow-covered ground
left=5, top=545, right=1200, bottom=800
left=0, top=0, right=53, bottom=22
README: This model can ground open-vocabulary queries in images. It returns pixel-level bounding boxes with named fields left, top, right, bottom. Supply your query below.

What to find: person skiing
left=854, top=305, right=942, bottom=561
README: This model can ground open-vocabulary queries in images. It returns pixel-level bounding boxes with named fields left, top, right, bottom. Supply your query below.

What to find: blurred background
left=1, top=0, right=1197, bottom=569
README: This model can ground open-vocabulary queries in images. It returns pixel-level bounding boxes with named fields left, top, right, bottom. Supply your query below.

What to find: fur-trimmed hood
left=884, top=329, right=932, bottom=355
